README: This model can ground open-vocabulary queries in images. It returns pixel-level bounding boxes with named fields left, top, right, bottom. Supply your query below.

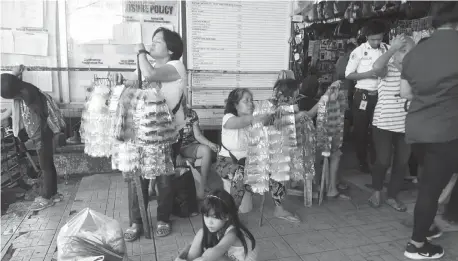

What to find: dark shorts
left=180, top=142, right=200, bottom=158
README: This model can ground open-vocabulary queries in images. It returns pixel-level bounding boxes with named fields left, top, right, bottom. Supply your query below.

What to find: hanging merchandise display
left=80, top=81, right=113, bottom=158
left=390, top=16, right=434, bottom=44
left=316, top=80, right=347, bottom=156
left=111, top=82, right=178, bottom=179
left=290, top=22, right=306, bottom=80
left=244, top=100, right=315, bottom=200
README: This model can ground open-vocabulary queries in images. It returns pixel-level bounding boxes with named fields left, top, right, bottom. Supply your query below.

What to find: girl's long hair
left=200, top=189, right=256, bottom=256
left=224, top=88, right=253, bottom=116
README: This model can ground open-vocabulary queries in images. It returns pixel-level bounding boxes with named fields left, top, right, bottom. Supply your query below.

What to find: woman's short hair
left=224, top=88, right=252, bottom=116
left=153, top=27, right=184, bottom=60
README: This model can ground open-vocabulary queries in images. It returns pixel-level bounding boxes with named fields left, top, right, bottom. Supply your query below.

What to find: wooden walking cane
left=133, top=176, right=152, bottom=239
left=259, top=192, right=266, bottom=227
left=319, top=152, right=331, bottom=205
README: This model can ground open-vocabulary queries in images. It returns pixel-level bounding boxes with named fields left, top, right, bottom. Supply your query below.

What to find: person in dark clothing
left=400, top=2, right=458, bottom=259
left=1, top=66, right=64, bottom=211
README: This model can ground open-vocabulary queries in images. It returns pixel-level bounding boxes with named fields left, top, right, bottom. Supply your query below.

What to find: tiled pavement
left=1, top=173, right=457, bottom=261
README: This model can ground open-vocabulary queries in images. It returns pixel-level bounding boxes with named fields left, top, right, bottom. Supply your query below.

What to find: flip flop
left=124, top=227, right=141, bottom=242
left=328, top=192, right=351, bottom=200
left=277, top=214, right=301, bottom=223
left=385, top=198, right=407, bottom=212
left=156, top=223, right=172, bottom=237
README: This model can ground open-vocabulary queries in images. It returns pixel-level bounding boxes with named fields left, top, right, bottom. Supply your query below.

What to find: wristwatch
left=137, top=49, right=150, bottom=56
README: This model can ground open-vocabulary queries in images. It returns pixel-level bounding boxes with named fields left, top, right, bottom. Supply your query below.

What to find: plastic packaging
left=111, top=86, right=178, bottom=178
left=57, top=208, right=128, bottom=261
left=81, top=84, right=113, bottom=158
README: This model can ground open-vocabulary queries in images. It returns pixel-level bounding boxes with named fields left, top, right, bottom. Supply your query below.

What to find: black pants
left=371, top=128, right=411, bottom=197
left=131, top=135, right=182, bottom=224
left=131, top=175, right=176, bottom=224
left=352, top=89, right=377, bottom=165
left=411, top=138, right=458, bottom=242
left=37, top=126, right=58, bottom=199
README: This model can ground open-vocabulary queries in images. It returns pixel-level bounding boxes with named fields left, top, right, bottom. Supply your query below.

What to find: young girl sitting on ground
left=178, top=189, right=257, bottom=261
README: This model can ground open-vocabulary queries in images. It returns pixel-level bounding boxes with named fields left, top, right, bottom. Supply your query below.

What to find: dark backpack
left=172, top=170, right=199, bottom=218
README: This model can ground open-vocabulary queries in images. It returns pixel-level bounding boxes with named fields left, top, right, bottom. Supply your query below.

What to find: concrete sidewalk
left=1, top=172, right=457, bottom=261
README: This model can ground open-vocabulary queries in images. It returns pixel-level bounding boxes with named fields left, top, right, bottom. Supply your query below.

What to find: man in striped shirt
left=368, top=35, right=414, bottom=212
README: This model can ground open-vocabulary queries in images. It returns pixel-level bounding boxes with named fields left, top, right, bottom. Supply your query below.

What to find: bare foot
left=274, top=206, right=300, bottom=223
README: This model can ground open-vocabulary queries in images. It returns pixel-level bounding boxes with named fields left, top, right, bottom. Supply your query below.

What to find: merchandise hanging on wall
left=390, top=16, right=434, bottom=43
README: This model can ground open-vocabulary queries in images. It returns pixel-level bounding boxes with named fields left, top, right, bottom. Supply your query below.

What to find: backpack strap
left=136, top=53, right=143, bottom=89
left=171, top=93, right=184, bottom=115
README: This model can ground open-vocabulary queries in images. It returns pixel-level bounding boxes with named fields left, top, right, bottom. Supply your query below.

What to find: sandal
left=124, top=226, right=141, bottom=242
left=156, top=222, right=171, bottom=237
left=276, top=213, right=301, bottom=223
left=385, top=198, right=407, bottom=212
left=368, top=194, right=381, bottom=208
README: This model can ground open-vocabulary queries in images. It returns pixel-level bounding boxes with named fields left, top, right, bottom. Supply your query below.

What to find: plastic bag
left=57, top=208, right=128, bottom=261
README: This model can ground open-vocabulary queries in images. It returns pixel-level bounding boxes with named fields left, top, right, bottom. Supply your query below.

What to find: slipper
left=385, top=198, right=407, bottom=212
left=124, top=227, right=141, bottom=242
left=368, top=196, right=381, bottom=208
left=328, top=192, right=351, bottom=200
left=156, top=223, right=172, bottom=237
left=277, top=214, right=301, bottom=223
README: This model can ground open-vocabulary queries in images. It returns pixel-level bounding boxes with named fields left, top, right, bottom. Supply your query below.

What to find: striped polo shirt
left=372, top=62, right=407, bottom=133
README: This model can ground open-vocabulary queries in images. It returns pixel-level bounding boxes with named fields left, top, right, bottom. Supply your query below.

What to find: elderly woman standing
left=367, top=35, right=415, bottom=211
left=123, top=27, right=187, bottom=240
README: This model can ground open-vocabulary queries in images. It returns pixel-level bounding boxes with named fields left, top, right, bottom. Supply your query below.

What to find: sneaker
left=30, top=197, right=55, bottom=211
left=426, top=226, right=443, bottom=240
left=404, top=241, right=444, bottom=260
